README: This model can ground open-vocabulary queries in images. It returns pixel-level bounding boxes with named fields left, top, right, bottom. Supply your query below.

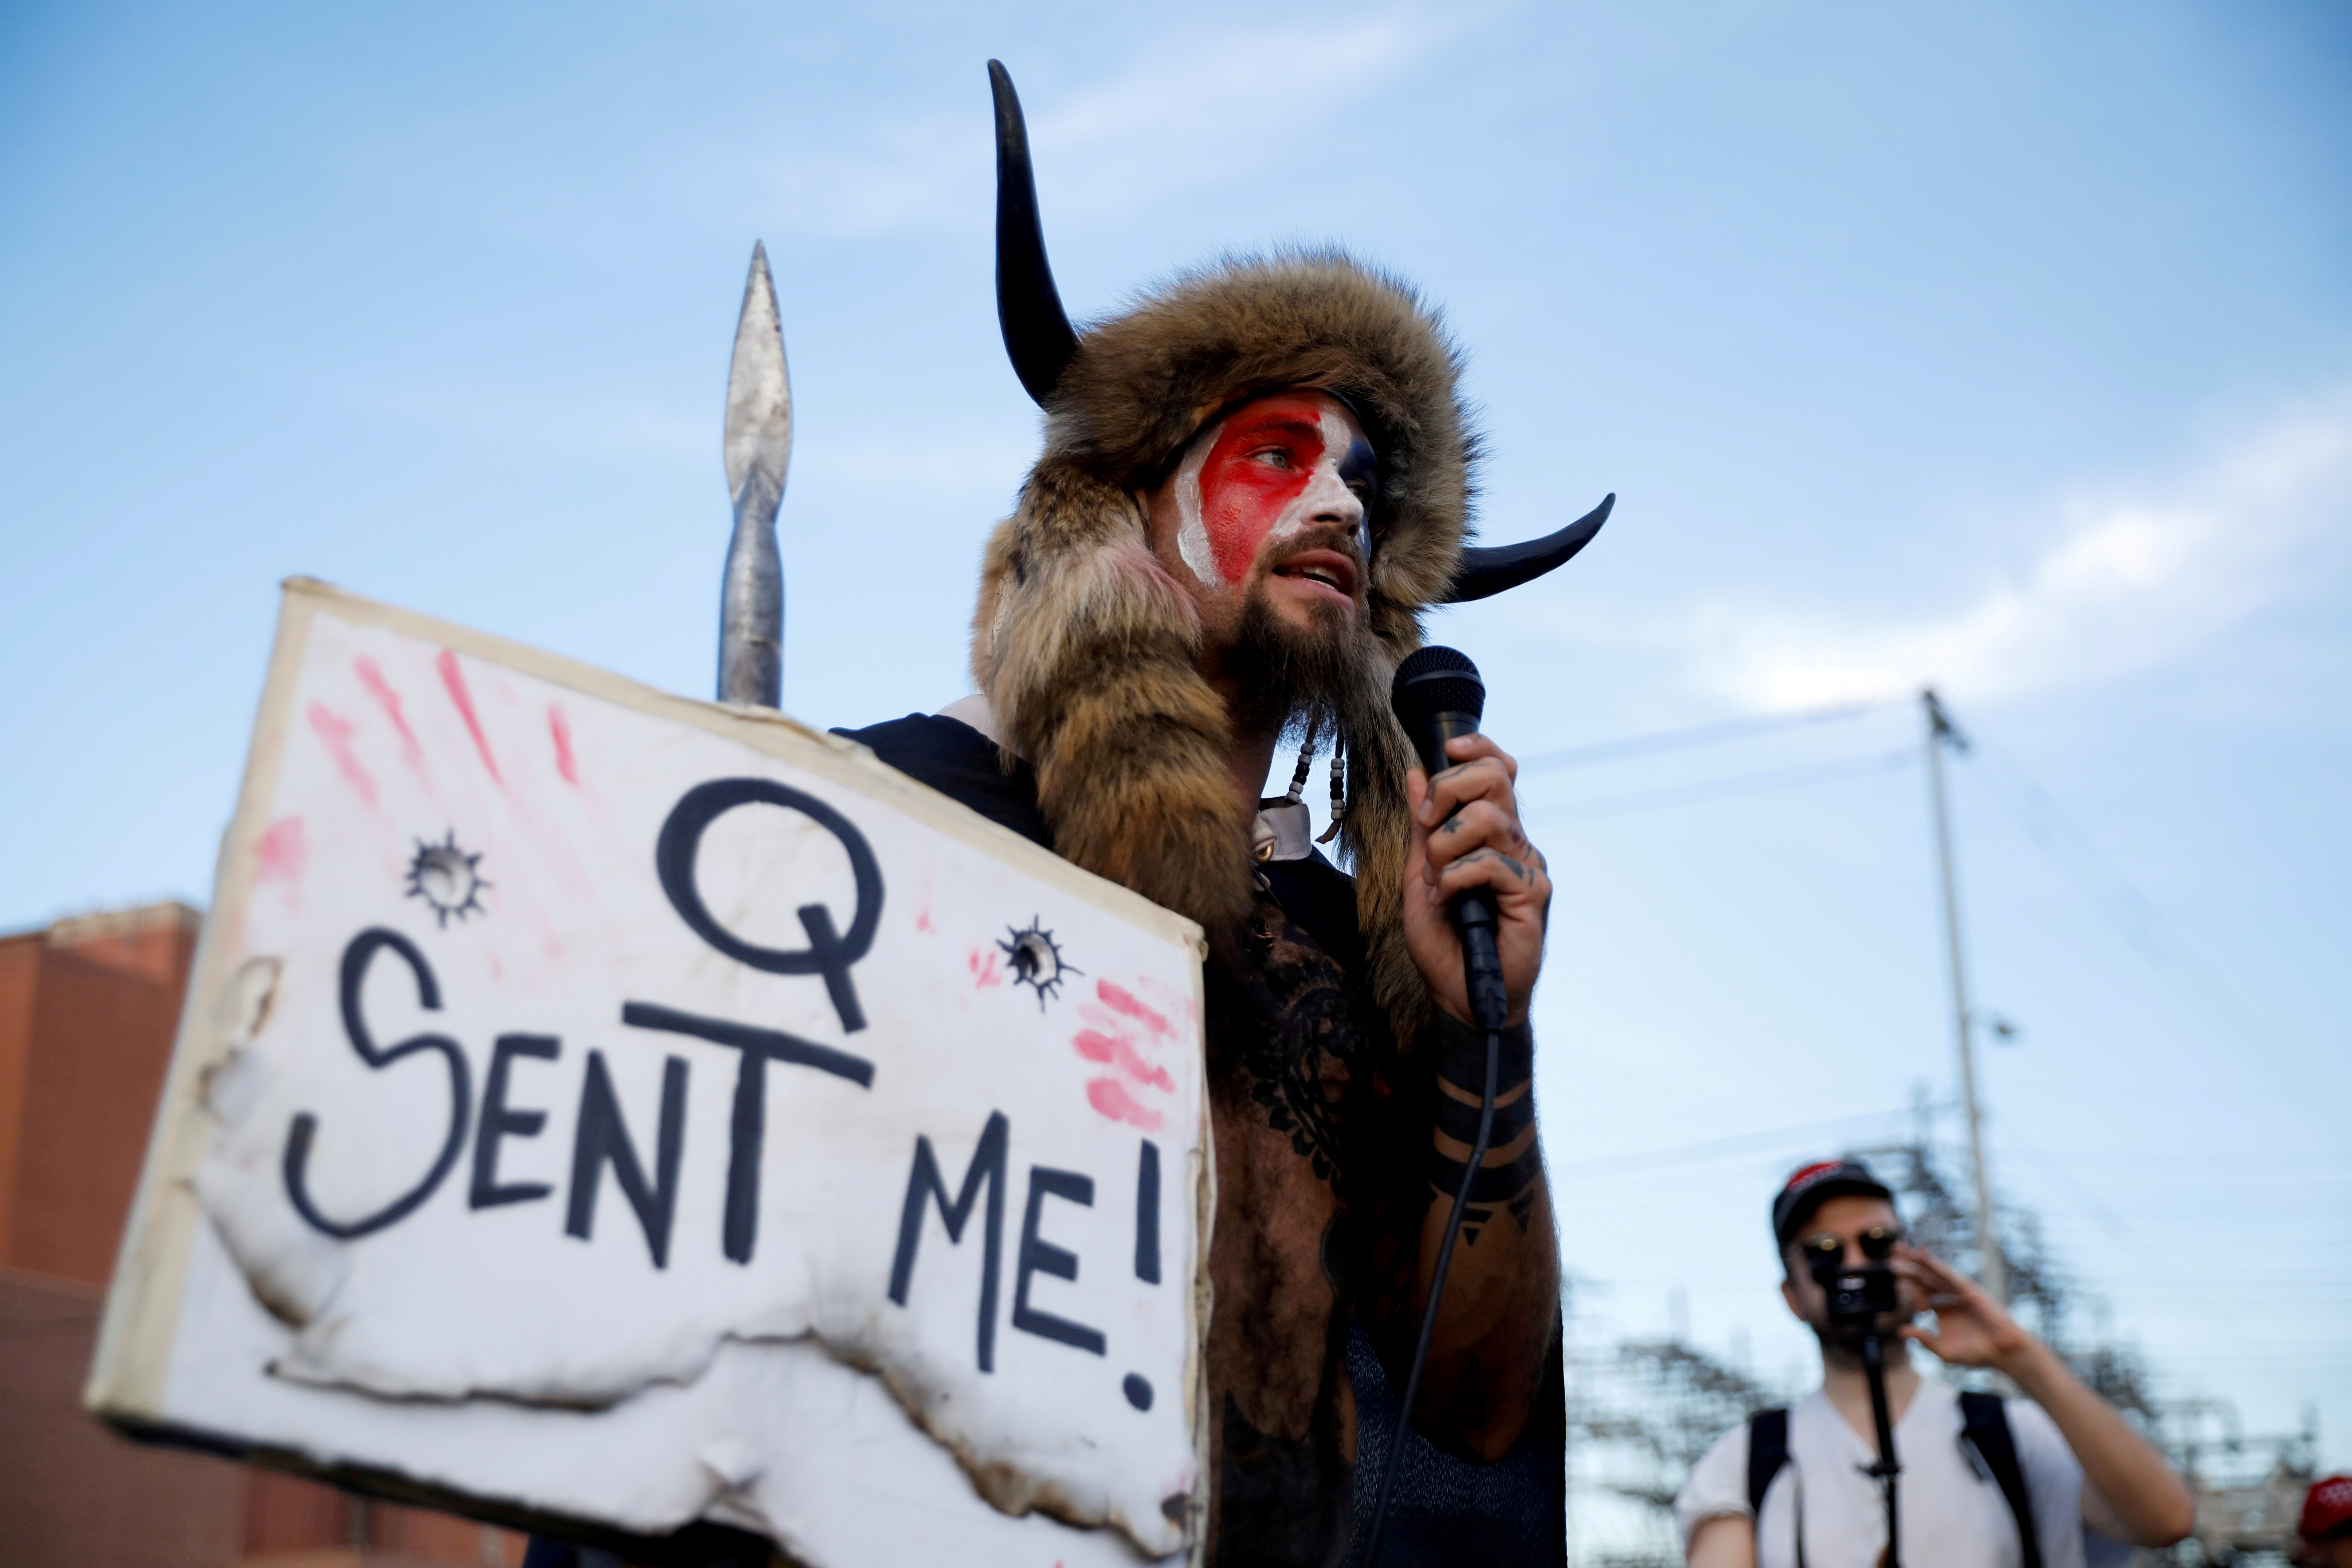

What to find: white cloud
left=756, top=9, right=1445, bottom=238
left=1650, top=386, right=2352, bottom=710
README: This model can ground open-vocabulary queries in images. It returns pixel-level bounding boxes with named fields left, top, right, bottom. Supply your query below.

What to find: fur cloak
left=969, top=250, right=1478, bottom=1043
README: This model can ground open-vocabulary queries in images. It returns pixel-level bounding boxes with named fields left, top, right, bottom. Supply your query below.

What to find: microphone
left=1363, top=644, right=1514, bottom=1567
left=1390, top=645, right=1509, bottom=1034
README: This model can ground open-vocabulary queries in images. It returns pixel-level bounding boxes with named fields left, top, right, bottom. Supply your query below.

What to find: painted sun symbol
left=999, top=918, right=1079, bottom=1010
left=405, top=832, right=491, bottom=928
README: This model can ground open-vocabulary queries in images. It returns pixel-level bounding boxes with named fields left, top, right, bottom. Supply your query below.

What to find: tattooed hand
left=1402, top=733, right=1551, bottom=1028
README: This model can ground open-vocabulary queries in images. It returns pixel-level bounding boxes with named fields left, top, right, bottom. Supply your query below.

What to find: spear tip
left=724, top=241, right=792, bottom=505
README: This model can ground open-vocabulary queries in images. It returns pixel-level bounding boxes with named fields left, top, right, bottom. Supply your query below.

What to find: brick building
left=0, top=901, right=528, bottom=1568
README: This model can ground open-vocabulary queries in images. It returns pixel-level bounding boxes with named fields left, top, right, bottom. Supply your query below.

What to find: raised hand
left=1896, top=1245, right=2036, bottom=1372
left=1402, top=732, right=1551, bottom=1028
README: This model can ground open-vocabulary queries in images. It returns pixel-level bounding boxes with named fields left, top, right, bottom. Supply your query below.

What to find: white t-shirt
left=1673, top=1377, right=2086, bottom=1568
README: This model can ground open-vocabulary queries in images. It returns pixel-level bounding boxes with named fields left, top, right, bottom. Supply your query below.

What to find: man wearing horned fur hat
left=838, top=64, right=1612, bottom=1566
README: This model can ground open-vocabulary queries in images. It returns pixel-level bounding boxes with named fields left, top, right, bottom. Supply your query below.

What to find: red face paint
left=1195, top=396, right=1324, bottom=582
left=1173, top=391, right=1373, bottom=589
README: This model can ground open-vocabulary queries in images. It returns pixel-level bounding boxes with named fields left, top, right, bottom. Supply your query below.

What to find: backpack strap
left=1959, top=1391, right=2042, bottom=1568
left=1747, top=1407, right=1791, bottom=1518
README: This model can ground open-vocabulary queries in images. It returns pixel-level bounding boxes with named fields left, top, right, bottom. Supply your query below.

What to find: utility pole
left=1923, top=689, right=2005, bottom=1304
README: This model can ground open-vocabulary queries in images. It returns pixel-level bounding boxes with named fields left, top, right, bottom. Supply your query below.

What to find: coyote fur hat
left=971, top=63, right=1610, bottom=1039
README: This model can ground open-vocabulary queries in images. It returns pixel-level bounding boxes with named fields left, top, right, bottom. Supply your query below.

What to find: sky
left=4, top=0, right=2348, bottom=1538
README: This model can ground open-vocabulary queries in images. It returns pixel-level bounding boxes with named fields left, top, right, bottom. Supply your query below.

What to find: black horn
left=1442, top=494, right=1615, bottom=604
left=990, top=60, right=1079, bottom=406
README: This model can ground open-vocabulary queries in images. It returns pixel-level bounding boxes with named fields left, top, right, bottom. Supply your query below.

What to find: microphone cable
left=1358, top=1019, right=1501, bottom=1565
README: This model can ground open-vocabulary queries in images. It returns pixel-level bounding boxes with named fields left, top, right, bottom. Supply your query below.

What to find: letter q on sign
left=654, top=778, right=885, bottom=1034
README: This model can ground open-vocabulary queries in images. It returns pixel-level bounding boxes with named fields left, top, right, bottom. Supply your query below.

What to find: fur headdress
left=971, top=63, right=1609, bottom=1041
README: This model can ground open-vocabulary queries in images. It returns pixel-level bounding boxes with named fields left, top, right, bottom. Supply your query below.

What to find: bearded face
left=1145, top=389, right=1384, bottom=738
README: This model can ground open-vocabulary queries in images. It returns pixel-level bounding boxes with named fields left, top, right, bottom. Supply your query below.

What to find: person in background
left=2299, top=1475, right=2352, bottom=1568
left=1674, top=1159, right=2196, bottom=1568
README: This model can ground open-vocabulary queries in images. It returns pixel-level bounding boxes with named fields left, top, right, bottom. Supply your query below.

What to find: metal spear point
left=719, top=241, right=792, bottom=708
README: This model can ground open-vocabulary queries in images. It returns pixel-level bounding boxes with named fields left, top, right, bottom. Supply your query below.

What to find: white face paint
left=1168, top=391, right=1373, bottom=589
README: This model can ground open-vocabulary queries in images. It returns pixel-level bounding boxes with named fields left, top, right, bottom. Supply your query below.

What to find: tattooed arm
left=1386, top=734, right=1561, bottom=1460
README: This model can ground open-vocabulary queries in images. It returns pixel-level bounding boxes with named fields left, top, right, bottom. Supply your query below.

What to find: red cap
left=2303, top=1475, right=2352, bottom=1542
left=1772, top=1158, right=1894, bottom=1246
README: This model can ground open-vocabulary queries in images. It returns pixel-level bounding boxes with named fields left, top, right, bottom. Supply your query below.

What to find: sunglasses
left=1799, top=1224, right=1904, bottom=1264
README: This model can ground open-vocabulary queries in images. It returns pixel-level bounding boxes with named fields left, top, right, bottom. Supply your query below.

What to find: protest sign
left=87, top=579, right=1210, bottom=1566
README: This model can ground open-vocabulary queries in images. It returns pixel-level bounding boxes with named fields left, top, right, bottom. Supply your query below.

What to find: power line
left=1545, top=1108, right=1911, bottom=1178
left=1531, top=747, right=1917, bottom=821
left=1996, top=1129, right=2132, bottom=1239
left=1517, top=696, right=1898, bottom=773
left=1952, top=732, right=2348, bottom=1145
left=1506, top=694, right=2348, bottom=1378
left=1455, top=704, right=2342, bottom=1471
left=1510, top=688, right=2344, bottom=1148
